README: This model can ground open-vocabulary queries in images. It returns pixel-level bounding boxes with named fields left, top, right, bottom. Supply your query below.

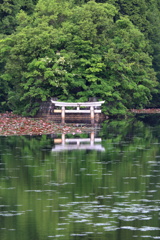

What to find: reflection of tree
left=1, top=119, right=160, bottom=239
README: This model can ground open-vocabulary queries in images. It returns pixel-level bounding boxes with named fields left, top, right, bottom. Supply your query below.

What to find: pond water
left=1, top=117, right=160, bottom=240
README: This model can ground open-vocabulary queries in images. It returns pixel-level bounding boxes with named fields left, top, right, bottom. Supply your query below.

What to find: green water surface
left=1, top=118, right=160, bottom=240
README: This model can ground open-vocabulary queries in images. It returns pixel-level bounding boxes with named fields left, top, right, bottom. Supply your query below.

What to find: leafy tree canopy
left=0, top=0, right=158, bottom=116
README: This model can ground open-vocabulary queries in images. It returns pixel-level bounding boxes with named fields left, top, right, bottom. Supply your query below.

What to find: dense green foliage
left=0, top=0, right=159, bottom=116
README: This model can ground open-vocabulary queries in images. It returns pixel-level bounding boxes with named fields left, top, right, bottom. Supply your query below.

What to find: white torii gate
left=51, top=99, right=105, bottom=124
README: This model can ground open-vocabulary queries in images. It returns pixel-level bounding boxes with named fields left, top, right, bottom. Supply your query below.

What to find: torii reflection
left=52, top=131, right=105, bottom=152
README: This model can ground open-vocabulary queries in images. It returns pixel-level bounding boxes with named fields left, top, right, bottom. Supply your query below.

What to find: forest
left=0, top=0, right=160, bottom=116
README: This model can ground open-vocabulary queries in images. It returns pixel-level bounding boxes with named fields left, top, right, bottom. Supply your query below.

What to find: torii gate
left=51, top=99, right=105, bottom=124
